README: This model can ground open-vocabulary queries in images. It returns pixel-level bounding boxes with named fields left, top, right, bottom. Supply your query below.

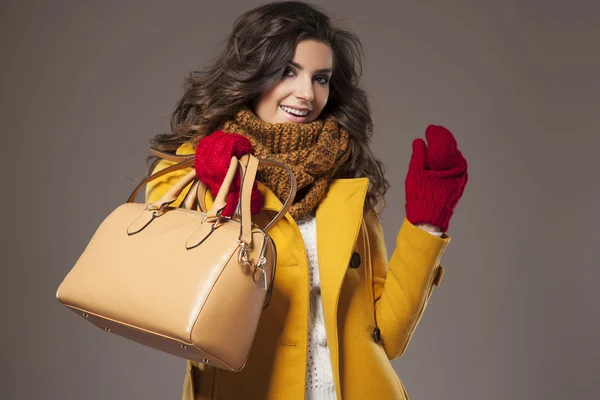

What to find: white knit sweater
left=295, top=210, right=443, bottom=399
left=296, top=210, right=337, bottom=399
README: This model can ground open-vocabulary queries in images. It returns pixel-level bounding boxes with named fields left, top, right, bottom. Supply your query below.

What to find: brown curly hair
left=147, top=1, right=389, bottom=212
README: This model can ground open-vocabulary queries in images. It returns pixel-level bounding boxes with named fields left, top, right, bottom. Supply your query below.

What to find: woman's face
left=253, top=39, right=333, bottom=124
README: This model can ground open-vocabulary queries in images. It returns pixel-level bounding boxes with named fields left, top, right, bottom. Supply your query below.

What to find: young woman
left=145, top=2, right=468, bottom=399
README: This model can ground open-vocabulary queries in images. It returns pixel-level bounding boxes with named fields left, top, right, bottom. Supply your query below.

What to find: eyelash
left=283, top=67, right=330, bottom=86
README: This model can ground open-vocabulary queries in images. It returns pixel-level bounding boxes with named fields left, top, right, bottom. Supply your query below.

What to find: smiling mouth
left=280, top=105, right=310, bottom=117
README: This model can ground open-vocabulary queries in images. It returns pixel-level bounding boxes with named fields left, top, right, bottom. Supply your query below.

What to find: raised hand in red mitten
left=404, top=125, right=468, bottom=232
left=194, top=130, right=262, bottom=217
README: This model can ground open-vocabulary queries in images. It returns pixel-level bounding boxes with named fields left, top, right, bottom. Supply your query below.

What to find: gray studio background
left=1, top=0, right=598, bottom=399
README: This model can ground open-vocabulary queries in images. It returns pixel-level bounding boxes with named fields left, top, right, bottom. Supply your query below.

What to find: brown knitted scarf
left=219, top=106, right=351, bottom=220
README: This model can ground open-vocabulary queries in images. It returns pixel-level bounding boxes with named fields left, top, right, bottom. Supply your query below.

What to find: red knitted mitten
left=404, top=125, right=468, bottom=232
left=194, top=130, right=262, bottom=216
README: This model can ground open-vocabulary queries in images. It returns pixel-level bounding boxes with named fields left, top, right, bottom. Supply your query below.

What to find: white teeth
left=280, top=105, right=309, bottom=116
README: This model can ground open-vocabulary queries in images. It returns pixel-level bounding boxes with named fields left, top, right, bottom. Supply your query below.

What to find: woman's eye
left=283, top=67, right=294, bottom=77
left=315, top=76, right=330, bottom=85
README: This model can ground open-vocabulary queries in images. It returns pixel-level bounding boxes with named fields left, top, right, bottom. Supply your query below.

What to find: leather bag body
left=56, top=153, right=296, bottom=372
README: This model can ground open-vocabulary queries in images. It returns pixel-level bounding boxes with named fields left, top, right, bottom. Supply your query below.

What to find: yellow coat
left=145, top=143, right=450, bottom=399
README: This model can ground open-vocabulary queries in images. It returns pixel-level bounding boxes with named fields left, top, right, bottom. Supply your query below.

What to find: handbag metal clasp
left=238, top=239, right=269, bottom=291
left=238, top=242, right=253, bottom=268
left=145, top=203, right=170, bottom=218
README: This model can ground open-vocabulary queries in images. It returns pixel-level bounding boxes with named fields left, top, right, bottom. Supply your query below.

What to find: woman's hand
left=194, top=130, right=262, bottom=216
left=405, top=125, right=468, bottom=232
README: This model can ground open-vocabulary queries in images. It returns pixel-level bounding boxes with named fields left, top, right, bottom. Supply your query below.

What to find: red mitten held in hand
left=405, top=125, right=468, bottom=232
left=194, top=130, right=262, bottom=217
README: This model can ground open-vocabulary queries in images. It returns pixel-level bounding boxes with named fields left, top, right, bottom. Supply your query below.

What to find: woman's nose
left=294, top=78, right=314, bottom=102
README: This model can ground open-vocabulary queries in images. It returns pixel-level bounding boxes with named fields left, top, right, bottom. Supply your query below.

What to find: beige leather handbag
left=56, top=152, right=296, bottom=372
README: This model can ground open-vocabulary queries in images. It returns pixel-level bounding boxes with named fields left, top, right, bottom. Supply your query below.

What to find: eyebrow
left=288, top=61, right=332, bottom=74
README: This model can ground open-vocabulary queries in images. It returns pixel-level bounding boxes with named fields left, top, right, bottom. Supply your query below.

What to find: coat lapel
left=315, top=177, right=369, bottom=311
left=315, top=177, right=369, bottom=396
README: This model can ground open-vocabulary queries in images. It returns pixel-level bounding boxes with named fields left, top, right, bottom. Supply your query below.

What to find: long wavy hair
left=147, top=1, right=389, bottom=212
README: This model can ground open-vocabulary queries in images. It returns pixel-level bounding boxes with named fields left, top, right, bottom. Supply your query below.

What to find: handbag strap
left=127, top=157, right=194, bottom=203
left=221, top=154, right=297, bottom=234
left=150, top=147, right=192, bottom=162
left=179, top=178, right=198, bottom=210
left=235, top=154, right=258, bottom=245
left=126, top=147, right=198, bottom=203
left=127, top=148, right=297, bottom=234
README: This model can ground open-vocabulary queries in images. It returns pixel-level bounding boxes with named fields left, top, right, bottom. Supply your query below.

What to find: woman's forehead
left=290, top=39, right=333, bottom=71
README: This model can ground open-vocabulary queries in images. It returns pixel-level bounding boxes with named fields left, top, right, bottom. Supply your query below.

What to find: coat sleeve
left=144, top=158, right=194, bottom=205
left=365, top=209, right=450, bottom=360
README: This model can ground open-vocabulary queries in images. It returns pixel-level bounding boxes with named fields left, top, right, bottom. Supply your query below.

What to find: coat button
left=372, top=327, right=381, bottom=343
left=349, top=252, right=361, bottom=269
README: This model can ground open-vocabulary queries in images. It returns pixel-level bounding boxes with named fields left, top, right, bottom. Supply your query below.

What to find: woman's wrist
left=415, top=223, right=442, bottom=233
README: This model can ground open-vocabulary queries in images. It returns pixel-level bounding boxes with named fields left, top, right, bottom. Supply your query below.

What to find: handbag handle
left=232, top=154, right=258, bottom=245
left=146, top=148, right=293, bottom=232
left=140, top=155, right=257, bottom=247
left=179, top=178, right=204, bottom=211
left=127, top=148, right=297, bottom=234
